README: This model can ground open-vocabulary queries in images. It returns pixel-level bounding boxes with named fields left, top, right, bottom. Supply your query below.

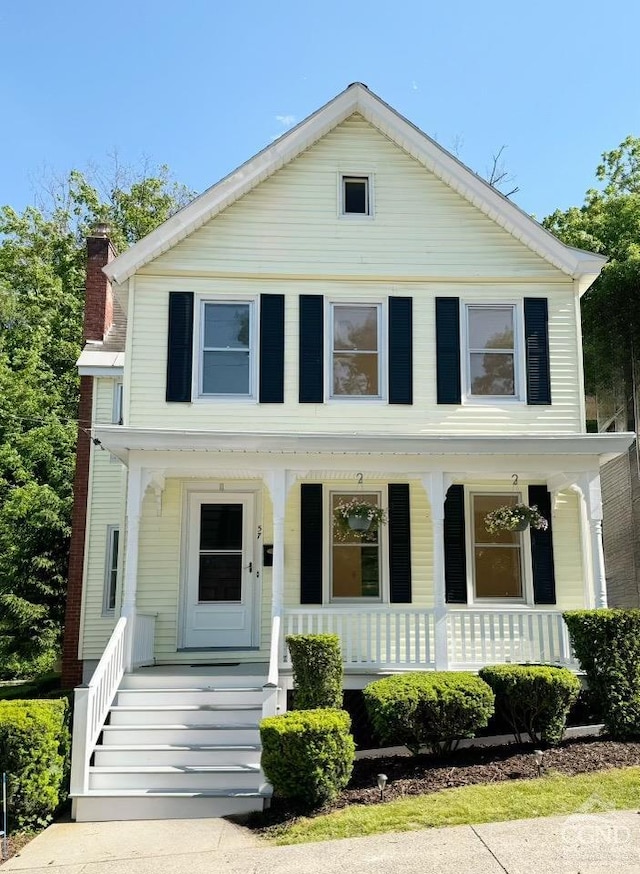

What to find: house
left=63, top=83, right=634, bottom=821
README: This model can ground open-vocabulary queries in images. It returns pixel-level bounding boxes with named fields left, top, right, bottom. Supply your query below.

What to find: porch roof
left=94, top=425, right=634, bottom=467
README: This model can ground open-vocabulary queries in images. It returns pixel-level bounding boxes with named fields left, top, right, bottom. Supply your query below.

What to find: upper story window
left=112, top=381, right=123, bottom=425
left=200, top=301, right=254, bottom=397
left=465, top=304, right=521, bottom=400
left=330, top=303, right=382, bottom=398
left=471, top=493, right=524, bottom=600
left=341, top=175, right=372, bottom=216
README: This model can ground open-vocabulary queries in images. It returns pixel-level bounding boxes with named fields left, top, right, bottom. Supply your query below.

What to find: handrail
left=70, top=616, right=128, bottom=798
left=262, top=614, right=281, bottom=719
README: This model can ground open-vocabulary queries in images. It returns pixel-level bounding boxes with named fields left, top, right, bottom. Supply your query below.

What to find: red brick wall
left=61, top=234, right=115, bottom=687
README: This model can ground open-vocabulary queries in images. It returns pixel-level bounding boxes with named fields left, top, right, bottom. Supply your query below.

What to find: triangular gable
left=104, top=83, right=605, bottom=290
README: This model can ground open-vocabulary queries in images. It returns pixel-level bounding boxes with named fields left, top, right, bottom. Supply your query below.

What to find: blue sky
left=1, top=0, right=639, bottom=220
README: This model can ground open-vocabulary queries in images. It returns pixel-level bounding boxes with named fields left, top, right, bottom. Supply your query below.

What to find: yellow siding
left=128, top=278, right=581, bottom=434
left=146, top=115, right=559, bottom=280
left=553, top=489, right=586, bottom=610
left=80, top=379, right=126, bottom=659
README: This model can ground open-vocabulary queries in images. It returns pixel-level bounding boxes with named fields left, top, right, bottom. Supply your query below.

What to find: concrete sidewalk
left=4, top=808, right=640, bottom=874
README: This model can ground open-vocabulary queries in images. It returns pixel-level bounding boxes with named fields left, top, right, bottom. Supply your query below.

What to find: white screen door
left=183, top=493, right=255, bottom=648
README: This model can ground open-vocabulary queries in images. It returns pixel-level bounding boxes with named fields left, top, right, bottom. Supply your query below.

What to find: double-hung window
left=331, top=492, right=381, bottom=599
left=103, top=526, right=120, bottom=614
left=200, top=301, right=253, bottom=397
left=330, top=303, right=382, bottom=398
left=466, top=305, right=519, bottom=399
left=471, top=494, right=524, bottom=600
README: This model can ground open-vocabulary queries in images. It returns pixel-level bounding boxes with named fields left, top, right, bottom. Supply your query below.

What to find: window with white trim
left=471, top=494, right=523, bottom=599
left=466, top=305, right=519, bottom=398
left=112, top=381, right=123, bottom=425
left=341, top=175, right=371, bottom=216
left=199, top=301, right=253, bottom=397
left=103, top=526, right=119, bottom=614
left=330, top=303, right=382, bottom=398
left=331, top=492, right=382, bottom=599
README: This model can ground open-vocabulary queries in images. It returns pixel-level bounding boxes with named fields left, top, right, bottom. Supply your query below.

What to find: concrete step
left=108, top=705, right=263, bottom=726
left=89, top=765, right=261, bottom=791
left=94, top=742, right=261, bottom=767
left=120, top=672, right=266, bottom=691
left=100, top=724, right=260, bottom=746
left=114, top=688, right=264, bottom=706
left=73, top=790, right=265, bottom=821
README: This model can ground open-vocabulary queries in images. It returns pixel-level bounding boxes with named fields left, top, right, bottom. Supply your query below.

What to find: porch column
left=122, top=462, right=143, bottom=670
left=581, top=471, right=608, bottom=608
left=265, top=469, right=291, bottom=620
left=422, top=472, right=450, bottom=670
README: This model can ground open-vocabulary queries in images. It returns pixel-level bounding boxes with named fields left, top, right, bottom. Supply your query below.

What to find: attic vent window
left=342, top=176, right=371, bottom=216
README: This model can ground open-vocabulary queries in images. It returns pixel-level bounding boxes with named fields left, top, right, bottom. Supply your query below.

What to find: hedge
left=479, top=664, right=580, bottom=745
left=564, top=609, right=640, bottom=739
left=260, top=708, right=355, bottom=806
left=0, top=698, right=70, bottom=829
left=363, top=672, right=494, bottom=755
left=286, top=633, right=343, bottom=709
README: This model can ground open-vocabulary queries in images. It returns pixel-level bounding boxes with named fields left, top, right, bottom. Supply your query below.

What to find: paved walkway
left=4, top=809, right=640, bottom=874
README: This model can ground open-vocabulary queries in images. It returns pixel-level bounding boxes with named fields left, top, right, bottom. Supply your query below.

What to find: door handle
left=245, top=562, right=253, bottom=573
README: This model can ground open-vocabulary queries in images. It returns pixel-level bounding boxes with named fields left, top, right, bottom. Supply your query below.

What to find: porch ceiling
left=94, top=426, right=633, bottom=468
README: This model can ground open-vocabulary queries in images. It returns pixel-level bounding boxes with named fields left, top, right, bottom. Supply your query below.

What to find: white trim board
left=103, top=83, right=606, bottom=289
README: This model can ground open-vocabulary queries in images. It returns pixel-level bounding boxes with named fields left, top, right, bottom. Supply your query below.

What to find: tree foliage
left=0, top=161, right=193, bottom=674
left=543, top=137, right=640, bottom=411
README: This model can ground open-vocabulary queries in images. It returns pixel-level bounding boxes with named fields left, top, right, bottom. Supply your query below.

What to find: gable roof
left=104, top=83, right=606, bottom=290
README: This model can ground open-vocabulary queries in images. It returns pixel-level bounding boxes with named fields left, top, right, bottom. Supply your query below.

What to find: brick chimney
left=62, top=227, right=117, bottom=688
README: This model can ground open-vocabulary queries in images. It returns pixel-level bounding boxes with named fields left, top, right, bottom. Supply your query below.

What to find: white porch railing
left=262, top=614, right=281, bottom=719
left=282, top=608, right=436, bottom=669
left=445, top=609, right=576, bottom=670
left=281, top=607, right=578, bottom=672
left=70, top=617, right=128, bottom=796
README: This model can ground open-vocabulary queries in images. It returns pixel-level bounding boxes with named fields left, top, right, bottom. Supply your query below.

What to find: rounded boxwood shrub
left=564, top=609, right=640, bottom=739
left=363, top=671, right=494, bottom=755
left=0, top=698, right=70, bottom=830
left=286, top=633, right=343, bottom=709
left=478, top=664, right=580, bottom=745
left=260, top=708, right=355, bottom=807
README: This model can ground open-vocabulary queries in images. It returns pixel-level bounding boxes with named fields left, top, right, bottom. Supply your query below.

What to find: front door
left=183, top=492, right=256, bottom=649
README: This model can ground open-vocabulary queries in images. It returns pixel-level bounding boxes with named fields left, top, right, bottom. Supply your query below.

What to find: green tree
left=0, top=162, right=193, bottom=675
left=543, top=137, right=640, bottom=426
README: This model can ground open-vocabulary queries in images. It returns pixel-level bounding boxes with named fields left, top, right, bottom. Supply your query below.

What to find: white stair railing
left=70, top=617, right=128, bottom=797
left=262, top=614, right=281, bottom=719
left=132, top=612, right=157, bottom=668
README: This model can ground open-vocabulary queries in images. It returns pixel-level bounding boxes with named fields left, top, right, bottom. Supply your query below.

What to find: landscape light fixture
left=377, top=773, right=388, bottom=800
left=533, top=749, right=544, bottom=777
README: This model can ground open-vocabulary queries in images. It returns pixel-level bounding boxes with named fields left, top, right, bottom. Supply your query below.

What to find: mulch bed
left=250, top=736, right=640, bottom=831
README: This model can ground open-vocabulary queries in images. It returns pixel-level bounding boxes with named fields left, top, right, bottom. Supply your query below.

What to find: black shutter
left=529, top=485, right=556, bottom=604
left=259, top=294, right=285, bottom=403
left=299, top=295, right=324, bottom=403
left=524, top=298, right=551, bottom=405
left=444, top=484, right=467, bottom=603
left=166, top=292, right=194, bottom=402
left=388, top=484, right=412, bottom=602
left=300, top=484, right=323, bottom=604
left=388, top=298, right=413, bottom=405
left=436, top=297, right=461, bottom=404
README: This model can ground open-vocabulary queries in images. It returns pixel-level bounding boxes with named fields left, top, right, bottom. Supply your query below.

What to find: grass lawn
left=268, top=767, right=640, bottom=845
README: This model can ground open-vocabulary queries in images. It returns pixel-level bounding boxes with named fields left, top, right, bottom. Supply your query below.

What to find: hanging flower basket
left=333, top=498, right=388, bottom=541
left=484, top=503, right=548, bottom=535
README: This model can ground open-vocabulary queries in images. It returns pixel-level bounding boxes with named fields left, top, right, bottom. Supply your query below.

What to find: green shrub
left=0, top=698, right=70, bottom=829
left=260, top=708, right=355, bottom=807
left=478, top=664, right=580, bottom=745
left=286, top=633, right=343, bottom=709
left=363, top=672, right=494, bottom=755
left=564, top=609, right=640, bottom=739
